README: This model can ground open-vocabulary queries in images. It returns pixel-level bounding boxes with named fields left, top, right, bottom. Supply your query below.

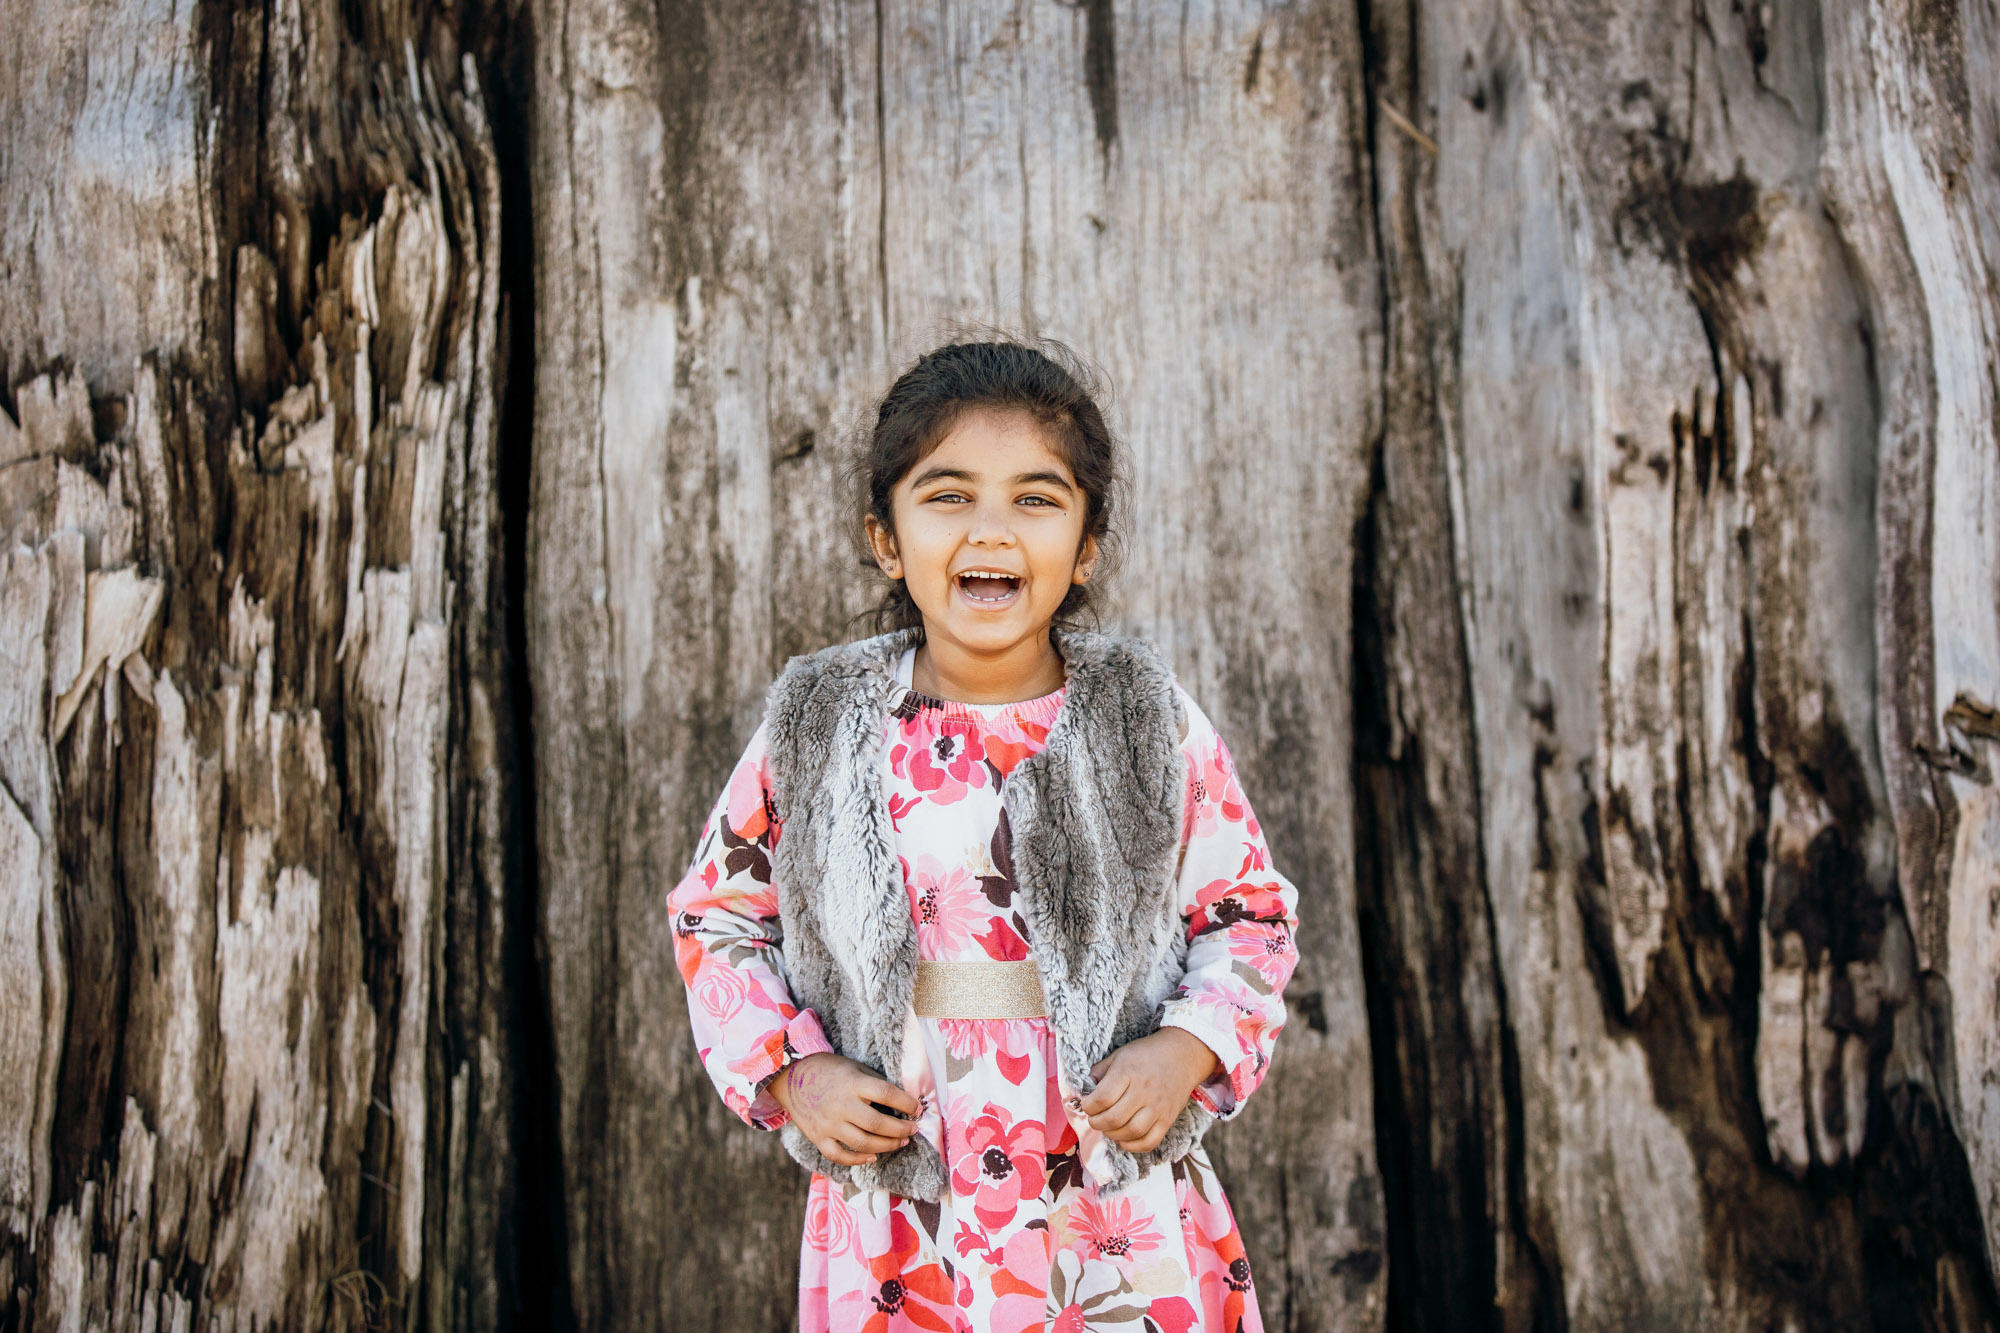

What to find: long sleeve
left=1153, top=693, right=1301, bottom=1120
left=667, top=721, right=834, bottom=1130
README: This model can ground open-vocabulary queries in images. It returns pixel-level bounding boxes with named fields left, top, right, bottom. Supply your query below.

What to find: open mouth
left=954, top=570, right=1023, bottom=606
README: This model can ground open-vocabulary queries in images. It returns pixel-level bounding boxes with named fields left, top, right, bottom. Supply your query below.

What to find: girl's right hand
left=768, top=1053, right=922, bottom=1166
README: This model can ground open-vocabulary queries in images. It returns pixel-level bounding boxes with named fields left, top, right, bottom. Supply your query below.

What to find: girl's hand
left=1082, top=1028, right=1223, bottom=1153
left=768, top=1053, right=922, bottom=1166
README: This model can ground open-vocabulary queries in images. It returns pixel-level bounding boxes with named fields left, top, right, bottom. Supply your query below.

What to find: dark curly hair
left=851, top=339, right=1123, bottom=635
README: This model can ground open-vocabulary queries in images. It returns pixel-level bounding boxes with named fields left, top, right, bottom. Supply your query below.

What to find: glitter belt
left=910, top=960, right=1048, bottom=1020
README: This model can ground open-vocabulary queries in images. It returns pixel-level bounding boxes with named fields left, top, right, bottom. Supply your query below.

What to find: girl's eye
left=926, top=491, right=970, bottom=504
left=1018, top=495, right=1060, bottom=508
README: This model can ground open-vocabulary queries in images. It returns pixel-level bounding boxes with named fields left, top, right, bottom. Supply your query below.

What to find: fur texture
left=762, top=628, right=1210, bottom=1200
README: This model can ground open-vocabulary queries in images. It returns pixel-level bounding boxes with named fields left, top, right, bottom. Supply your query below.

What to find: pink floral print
left=905, top=854, right=988, bottom=957
left=669, top=665, right=1297, bottom=1330
left=1070, top=1194, right=1166, bottom=1270
left=949, top=1099, right=1051, bottom=1229
left=891, top=709, right=992, bottom=804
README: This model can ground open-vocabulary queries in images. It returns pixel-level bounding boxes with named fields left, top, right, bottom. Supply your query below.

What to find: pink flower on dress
left=892, top=715, right=990, bottom=804
left=905, top=855, right=984, bottom=957
left=937, top=1019, right=1040, bottom=1085
left=803, top=1186, right=856, bottom=1259
left=987, top=1226, right=1050, bottom=1333
left=1227, top=923, right=1297, bottom=990
left=937, top=1018, right=998, bottom=1059
left=1185, top=740, right=1251, bottom=839
left=948, top=1101, right=1048, bottom=1230
left=693, top=961, right=749, bottom=1021
left=1070, top=1193, right=1165, bottom=1270
left=725, top=751, right=774, bottom=841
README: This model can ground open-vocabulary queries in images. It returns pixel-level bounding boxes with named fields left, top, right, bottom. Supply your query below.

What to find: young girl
left=668, top=341, right=1299, bottom=1332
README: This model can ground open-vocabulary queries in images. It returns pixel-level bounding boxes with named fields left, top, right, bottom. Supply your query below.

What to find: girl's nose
left=966, top=501, right=1016, bottom=547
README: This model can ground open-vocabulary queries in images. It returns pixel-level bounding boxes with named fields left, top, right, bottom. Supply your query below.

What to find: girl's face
left=867, top=406, right=1098, bottom=661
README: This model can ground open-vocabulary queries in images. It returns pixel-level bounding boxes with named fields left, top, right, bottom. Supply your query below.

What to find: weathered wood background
left=2, top=1, right=1996, bottom=1330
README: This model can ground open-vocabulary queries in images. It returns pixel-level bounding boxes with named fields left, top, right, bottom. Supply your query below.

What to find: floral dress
left=668, top=651, right=1299, bottom=1333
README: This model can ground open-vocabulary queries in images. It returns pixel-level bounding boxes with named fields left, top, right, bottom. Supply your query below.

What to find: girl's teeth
left=960, top=575, right=1018, bottom=602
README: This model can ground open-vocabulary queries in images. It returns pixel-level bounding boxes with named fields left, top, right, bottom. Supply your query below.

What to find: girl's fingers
left=1079, top=1072, right=1128, bottom=1116
left=1109, top=1113, right=1161, bottom=1151
left=817, top=1136, right=876, bottom=1166
left=836, top=1122, right=912, bottom=1154
left=859, top=1078, right=923, bottom=1118
left=855, top=1108, right=918, bottom=1141
left=1089, top=1093, right=1147, bottom=1135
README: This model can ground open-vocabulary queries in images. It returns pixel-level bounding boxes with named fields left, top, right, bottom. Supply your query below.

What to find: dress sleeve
left=1153, top=693, right=1301, bottom=1120
left=667, top=720, right=834, bottom=1130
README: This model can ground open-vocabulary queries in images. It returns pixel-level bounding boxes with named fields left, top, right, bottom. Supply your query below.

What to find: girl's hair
left=851, top=339, right=1122, bottom=635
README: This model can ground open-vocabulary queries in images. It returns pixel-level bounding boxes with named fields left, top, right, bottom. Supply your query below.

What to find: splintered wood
left=0, top=6, right=507, bottom=1325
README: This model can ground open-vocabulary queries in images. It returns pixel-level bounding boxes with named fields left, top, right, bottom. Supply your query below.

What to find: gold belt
left=911, top=960, right=1047, bottom=1020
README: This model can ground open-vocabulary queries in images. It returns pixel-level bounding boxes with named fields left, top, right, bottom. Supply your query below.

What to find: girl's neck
left=910, top=627, right=1066, bottom=705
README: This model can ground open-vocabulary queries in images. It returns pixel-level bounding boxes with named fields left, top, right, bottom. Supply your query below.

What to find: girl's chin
left=917, top=605, right=1057, bottom=650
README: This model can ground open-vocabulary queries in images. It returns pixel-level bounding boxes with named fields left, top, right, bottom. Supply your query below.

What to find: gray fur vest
left=763, top=627, right=1214, bottom=1199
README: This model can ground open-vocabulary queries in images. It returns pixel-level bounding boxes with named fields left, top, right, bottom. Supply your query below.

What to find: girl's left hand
left=1081, top=1028, right=1223, bottom=1153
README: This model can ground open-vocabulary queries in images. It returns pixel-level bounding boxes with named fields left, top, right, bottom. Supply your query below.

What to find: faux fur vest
left=763, top=627, right=1214, bottom=1200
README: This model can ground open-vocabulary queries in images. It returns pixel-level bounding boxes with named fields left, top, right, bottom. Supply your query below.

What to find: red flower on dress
left=1050, top=1304, right=1088, bottom=1333
left=1146, top=1296, right=1200, bottom=1333
left=972, top=914, right=1031, bottom=961
left=1185, top=878, right=1292, bottom=939
left=859, top=1211, right=956, bottom=1333
left=1071, top=1193, right=1166, bottom=1270
left=947, top=1102, right=1049, bottom=1230
left=978, top=713, right=1052, bottom=777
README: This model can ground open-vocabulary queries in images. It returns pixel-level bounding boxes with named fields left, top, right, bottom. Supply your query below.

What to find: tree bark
left=1357, top=0, right=2000, bottom=1326
left=0, top=2, right=537, bottom=1328
left=5, top=0, right=1998, bottom=1330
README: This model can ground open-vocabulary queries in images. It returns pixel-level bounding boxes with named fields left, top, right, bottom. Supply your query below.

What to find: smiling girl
left=667, top=341, right=1299, bottom=1331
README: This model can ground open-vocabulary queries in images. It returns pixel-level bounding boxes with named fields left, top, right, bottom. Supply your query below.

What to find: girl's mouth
left=954, top=570, right=1023, bottom=607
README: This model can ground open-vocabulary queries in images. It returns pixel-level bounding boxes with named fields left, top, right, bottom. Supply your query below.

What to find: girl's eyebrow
left=907, top=465, right=1075, bottom=493
left=1010, top=469, right=1076, bottom=493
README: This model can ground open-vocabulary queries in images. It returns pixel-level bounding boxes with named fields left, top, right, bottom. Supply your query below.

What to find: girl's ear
left=1073, top=533, right=1100, bottom=586
left=866, top=514, right=903, bottom=579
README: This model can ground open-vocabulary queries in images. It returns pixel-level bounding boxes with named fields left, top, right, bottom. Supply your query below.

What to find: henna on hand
left=769, top=1053, right=922, bottom=1167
